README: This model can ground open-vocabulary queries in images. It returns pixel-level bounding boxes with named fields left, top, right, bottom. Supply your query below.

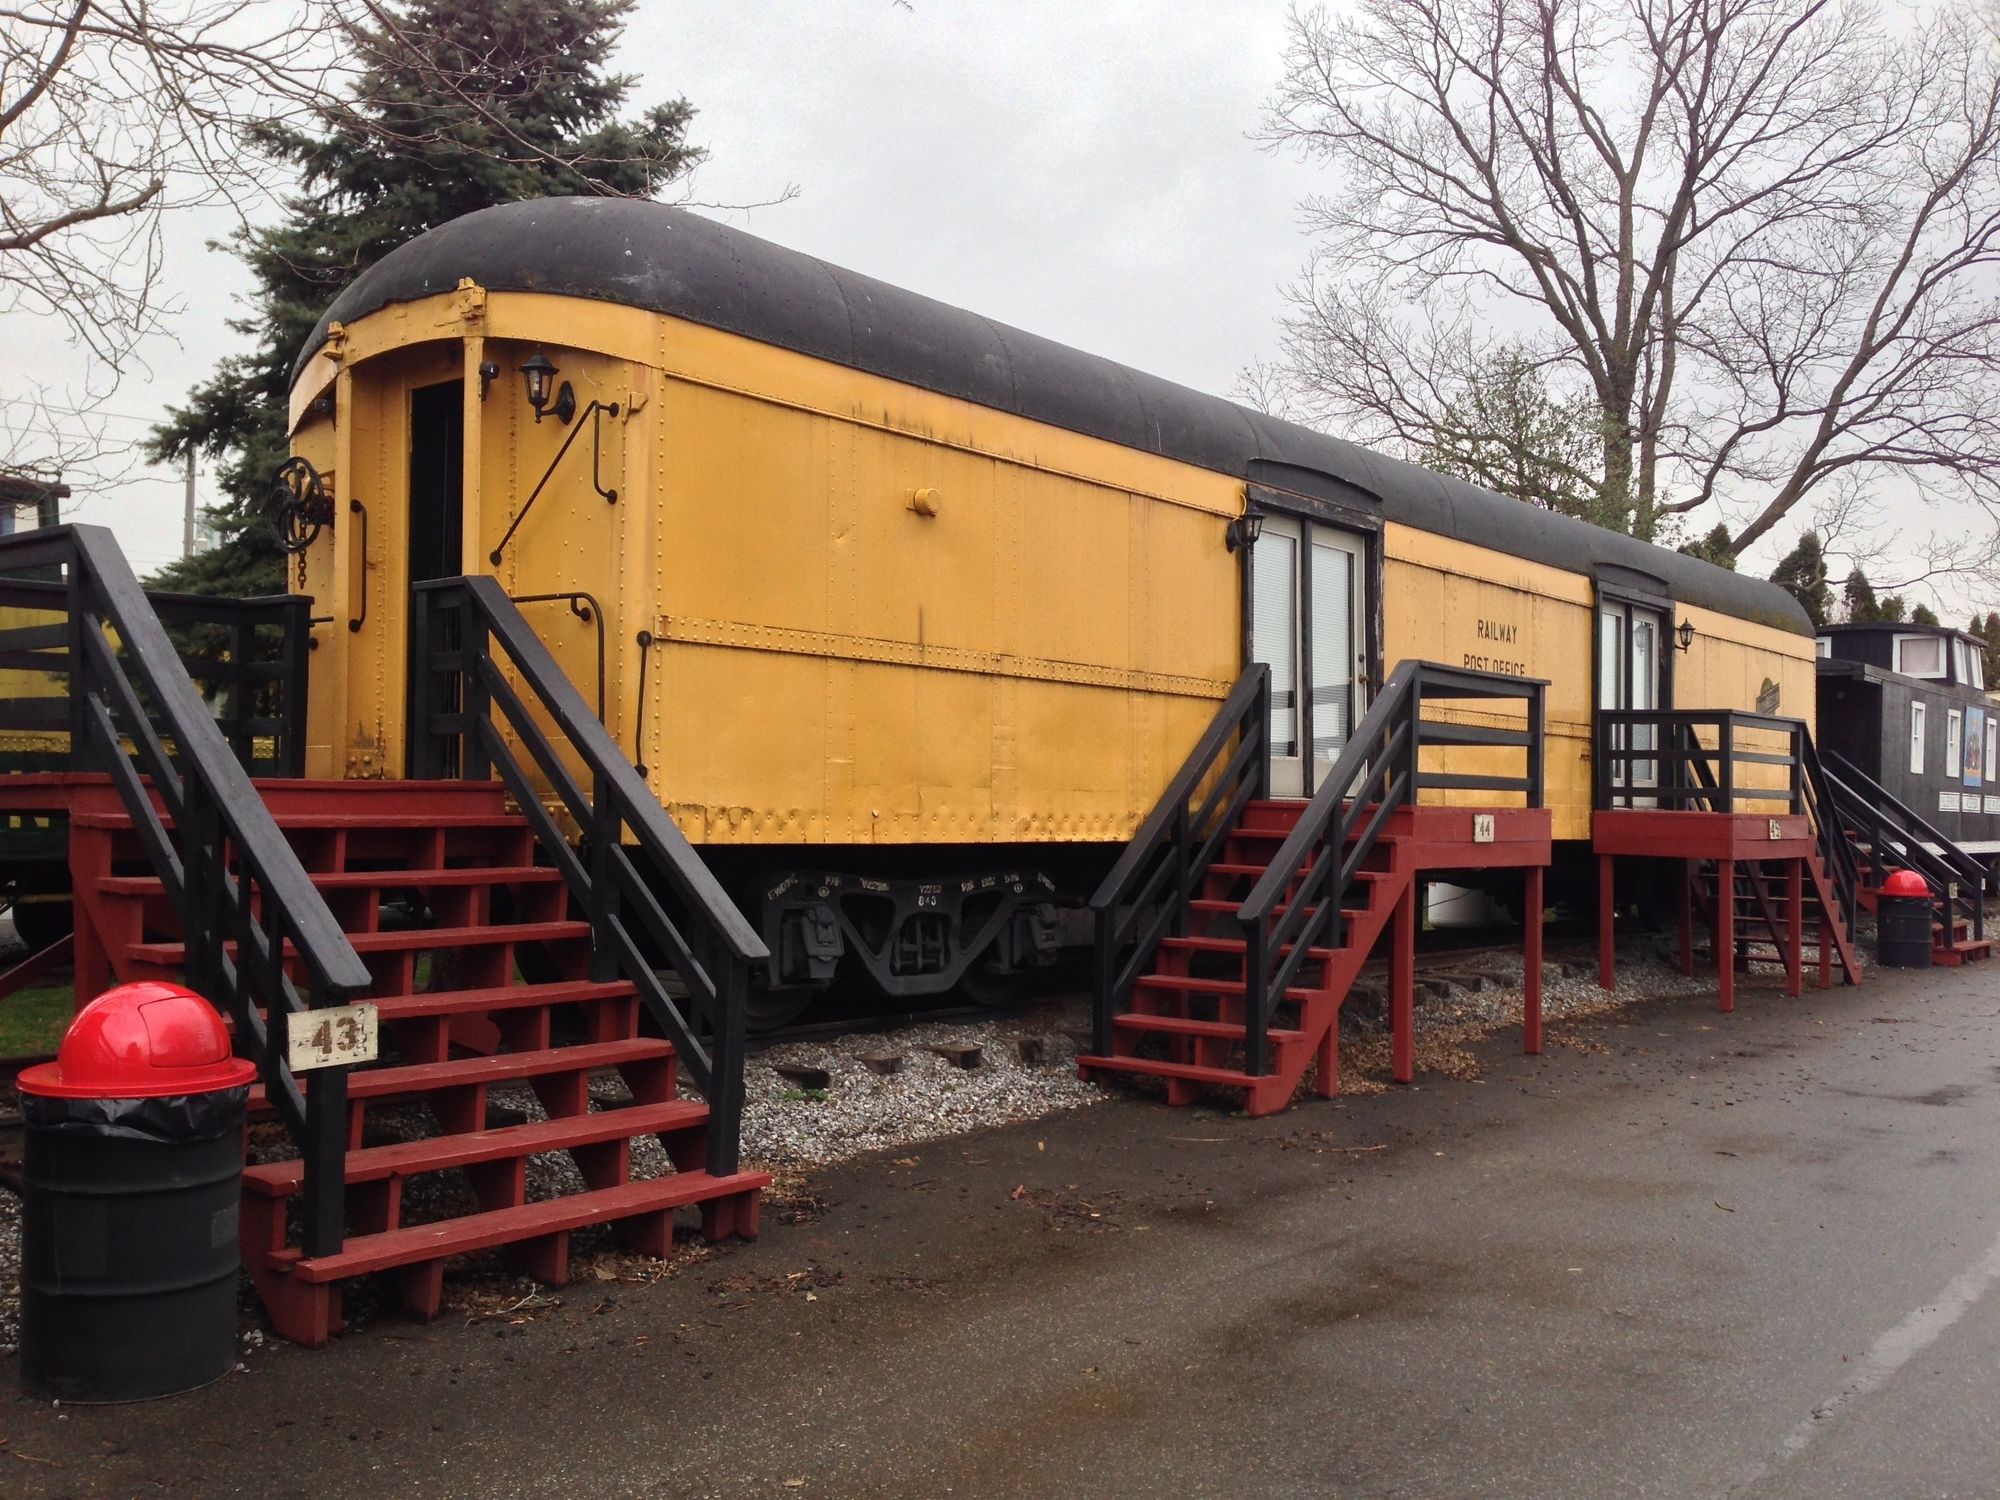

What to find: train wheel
left=956, top=967, right=1021, bottom=1008
left=8, top=897, right=72, bottom=953
left=746, top=981, right=820, bottom=1034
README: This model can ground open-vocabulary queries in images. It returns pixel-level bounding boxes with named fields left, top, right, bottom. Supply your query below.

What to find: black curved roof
left=301, top=197, right=1809, bottom=635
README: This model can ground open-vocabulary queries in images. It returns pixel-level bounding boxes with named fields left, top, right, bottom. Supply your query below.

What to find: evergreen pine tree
left=1769, top=530, right=1833, bottom=628
left=1678, top=523, right=1737, bottom=570
left=148, top=0, right=703, bottom=595
left=1842, top=567, right=1880, bottom=623
left=1982, top=612, right=2000, bottom=685
left=1911, top=602, right=1941, bottom=627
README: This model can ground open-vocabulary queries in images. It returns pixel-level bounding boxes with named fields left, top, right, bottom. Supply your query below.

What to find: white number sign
left=287, top=1003, right=379, bottom=1072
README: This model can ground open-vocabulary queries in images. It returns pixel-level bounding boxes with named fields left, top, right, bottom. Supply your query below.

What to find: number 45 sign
left=286, top=1002, right=380, bottom=1072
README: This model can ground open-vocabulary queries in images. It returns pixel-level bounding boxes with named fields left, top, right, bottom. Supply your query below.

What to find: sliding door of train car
left=1598, top=598, right=1666, bottom=797
left=1253, top=517, right=1369, bottom=797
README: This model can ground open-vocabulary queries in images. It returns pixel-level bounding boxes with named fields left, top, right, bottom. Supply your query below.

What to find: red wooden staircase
left=1084, top=661, right=1552, bottom=1117
left=1685, top=852, right=1864, bottom=992
left=1081, top=798, right=1409, bottom=1114
left=63, top=777, right=767, bottom=1346
left=0, top=532, right=770, bottom=1350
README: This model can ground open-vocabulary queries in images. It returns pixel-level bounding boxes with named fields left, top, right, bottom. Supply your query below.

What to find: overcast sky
left=1, top=0, right=1977, bottom=607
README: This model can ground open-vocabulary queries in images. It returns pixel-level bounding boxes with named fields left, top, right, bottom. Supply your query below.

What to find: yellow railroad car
left=282, top=198, right=1814, bottom=1021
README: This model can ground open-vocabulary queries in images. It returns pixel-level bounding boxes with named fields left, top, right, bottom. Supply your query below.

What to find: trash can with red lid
left=1877, top=868, right=1936, bottom=969
left=15, top=982, right=256, bottom=1402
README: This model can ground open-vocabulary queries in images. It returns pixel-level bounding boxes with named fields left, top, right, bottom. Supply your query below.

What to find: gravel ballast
left=0, top=935, right=1807, bottom=1354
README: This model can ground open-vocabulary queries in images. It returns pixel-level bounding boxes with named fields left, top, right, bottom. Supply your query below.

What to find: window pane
left=1254, top=530, right=1298, bottom=759
left=1949, top=709, right=1964, bottom=777
left=1629, top=614, right=1659, bottom=783
left=1911, top=702, right=1926, bottom=774
left=1898, top=636, right=1945, bottom=677
left=1598, top=609, right=1621, bottom=709
left=1309, top=540, right=1355, bottom=763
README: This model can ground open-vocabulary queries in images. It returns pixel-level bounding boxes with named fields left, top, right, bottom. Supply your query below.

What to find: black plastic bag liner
left=19, top=1085, right=250, bottom=1143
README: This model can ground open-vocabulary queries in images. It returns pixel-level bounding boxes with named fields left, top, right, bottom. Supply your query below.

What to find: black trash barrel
left=1876, top=870, right=1936, bottom=970
left=16, top=981, right=255, bottom=1402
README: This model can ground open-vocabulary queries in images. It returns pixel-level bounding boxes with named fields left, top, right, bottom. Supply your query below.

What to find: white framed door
left=1253, top=516, right=1371, bottom=797
left=1598, top=599, right=1665, bottom=797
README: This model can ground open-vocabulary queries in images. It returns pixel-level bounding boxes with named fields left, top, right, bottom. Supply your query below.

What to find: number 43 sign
left=286, top=1002, right=380, bottom=1072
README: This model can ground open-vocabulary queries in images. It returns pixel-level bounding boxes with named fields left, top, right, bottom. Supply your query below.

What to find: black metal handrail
left=1087, top=664, right=1269, bottom=1054
left=0, top=525, right=369, bottom=1254
left=1823, top=749, right=1983, bottom=944
left=409, top=575, right=767, bottom=1175
left=508, top=590, right=606, bottom=721
left=1238, top=661, right=1546, bottom=1076
left=0, top=574, right=312, bottom=776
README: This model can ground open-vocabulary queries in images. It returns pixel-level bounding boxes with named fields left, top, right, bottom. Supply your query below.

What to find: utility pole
left=182, top=448, right=197, bottom=558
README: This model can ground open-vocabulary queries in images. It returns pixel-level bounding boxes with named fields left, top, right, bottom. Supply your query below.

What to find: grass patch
left=0, top=979, right=73, bottom=1055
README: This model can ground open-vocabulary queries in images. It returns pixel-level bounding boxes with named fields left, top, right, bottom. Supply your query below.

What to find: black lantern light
left=1225, top=510, right=1265, bottom=552
left=519, top=351, right=576, bottom=424
left=1675, top=618, right=1697, bottom=653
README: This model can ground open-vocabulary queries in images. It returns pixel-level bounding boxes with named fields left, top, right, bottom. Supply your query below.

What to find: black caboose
left=1816, top=622, right=2000, bottom=884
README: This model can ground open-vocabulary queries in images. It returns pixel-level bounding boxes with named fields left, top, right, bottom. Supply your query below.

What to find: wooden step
left=1187, top=873, right=1391, bottom=923
left=1157, top=936, right=1340, bottom=961
left=74, top=809, right=530, bottom=832
left=251, top=1037, right=671, bottom=1110
left=1935, top=939, right=1993, bottom=965
left=1075, top=1053, right=1266, bottom=1090
left=1134, top=974, right=1323, bottom=1002
left=364, top=978, right=636, bottom=1023
left=276, top=1169, right=772, bottom=1284
left=95, top=865, right=563, bottom=898
left=243, top=1099, right=709, bottom=1199
left=1112, top=1014, right=1306, bottom=1043
left=128, top=918, right=589, bottom=967
left=1208, top=861, right=1302, bottom=879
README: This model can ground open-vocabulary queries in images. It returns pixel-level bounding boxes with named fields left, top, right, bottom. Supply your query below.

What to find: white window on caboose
left=1948, top=707, right=1964, bottom=777
left=1986, top=715, right=1997, bottom=781
left=1911, top=701, right=1926, bottom=774
left=1896, top=634, right=1946, bottom=678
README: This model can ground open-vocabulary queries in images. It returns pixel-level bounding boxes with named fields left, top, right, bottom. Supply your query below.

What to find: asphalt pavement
left=7, top=955, right=2000, bottom=1498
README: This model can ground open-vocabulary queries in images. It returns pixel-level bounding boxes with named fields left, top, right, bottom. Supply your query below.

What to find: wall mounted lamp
left=1675, top=619, right=1697, bottom=653
left=1225, top=510, right=1265, bottom=552
left=519, top=350, right=576, bottom=424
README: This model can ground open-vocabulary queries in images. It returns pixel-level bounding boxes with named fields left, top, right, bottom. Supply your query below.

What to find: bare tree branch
left=1258, top=0, right=2000, bottom=570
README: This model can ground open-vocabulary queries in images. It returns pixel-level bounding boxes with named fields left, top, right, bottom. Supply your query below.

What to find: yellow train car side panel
left=1381, top=525, right=1596, bottom=839
left=1382, top=526, right=1817, bottom=839
left=290, top=282, right=1814, bottom=857
left=647, top=320, right=1240, bottom=848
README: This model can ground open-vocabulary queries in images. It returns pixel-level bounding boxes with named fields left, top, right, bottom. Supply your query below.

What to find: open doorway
left=407, top=380, right=464, bottom=584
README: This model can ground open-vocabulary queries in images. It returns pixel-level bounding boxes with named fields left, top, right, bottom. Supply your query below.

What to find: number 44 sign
left=286, top=1002, right=380, bottom=1072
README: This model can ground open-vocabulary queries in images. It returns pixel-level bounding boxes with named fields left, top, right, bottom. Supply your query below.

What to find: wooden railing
left=1596, top=709, right=1859, bottom=938
left=1088, top=665, right=1270, bottom=1056
left=0, top=575, right=313, bottom=776
left=409, top=576, right=767, bottom=1174
left=0, top=525, right=368, bottom=1254
left=1238, top=662, right=1545, bottom=1077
